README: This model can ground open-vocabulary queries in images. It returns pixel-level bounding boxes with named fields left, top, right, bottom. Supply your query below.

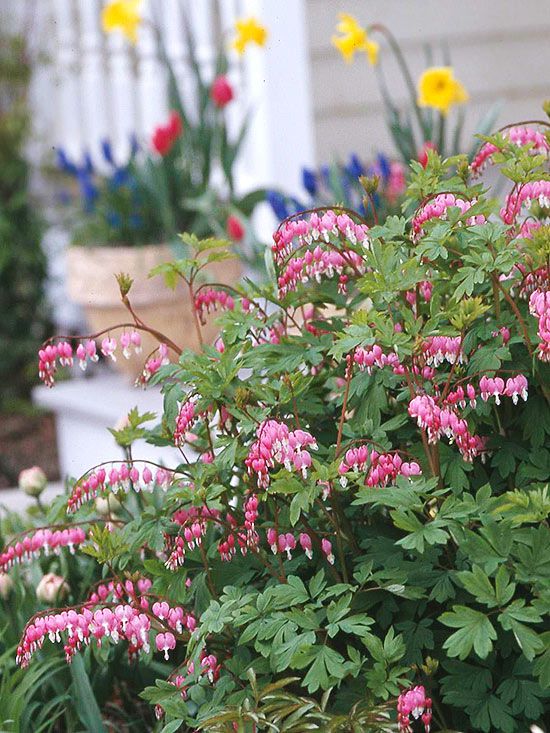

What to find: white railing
left=43, top=0, right=315, bottom=196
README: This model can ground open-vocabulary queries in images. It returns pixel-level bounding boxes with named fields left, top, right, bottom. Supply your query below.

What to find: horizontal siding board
left=307, top=0, right=550, bottom=162
left=306, top=0, right=550, bottom=50
left=311, top=35, right=550, bottom=116
left=314, top=94, right=548, bottom=161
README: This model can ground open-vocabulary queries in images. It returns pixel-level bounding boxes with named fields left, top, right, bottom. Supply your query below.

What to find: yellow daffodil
left=101, top=0, right=142, bottom=44
left=232, top=17, right=268, bottom=56
left=332, top=13, right=379, bottom=65
left=417, top=66, right=469, bottom=116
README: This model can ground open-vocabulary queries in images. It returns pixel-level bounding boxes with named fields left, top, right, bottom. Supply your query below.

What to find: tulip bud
left=418, top=140, right=437, bottom=167
left=210, top=75, right=234, bottom=108
left=18, top=466, right=47, bottom=497
left=226, top=214, right=245, bottom=242
left=95, top=495, right=122, bottom=516
left=36, top=573, right=69, bottom=603
left=0, top=573, right=13, bottom=599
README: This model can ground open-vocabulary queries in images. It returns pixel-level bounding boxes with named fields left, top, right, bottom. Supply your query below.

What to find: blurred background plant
left=0, top=30, right=58, bottom=488
left=0, top=32, right=49, bottom=409
left=54, top=13, right=266, bottom=271
left=55, top=139, right=162, bottom=248
left=267, top=14, right=501, bottom=228
left=267, top=152, right=406, bottom=225
left=330, top=14, right=501, bottom=163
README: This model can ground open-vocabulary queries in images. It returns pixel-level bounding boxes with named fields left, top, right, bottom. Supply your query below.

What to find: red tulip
left=211, top=75, right=234, bottom=108
left=151, top=110, right=183, bottom=156
left=226, top=214, right=245, bottom=241
left=152, top=128, right=171, bottom=156
left=418, top=141, right=437, bottom=168
left=167, top=111, right=183, bottom=138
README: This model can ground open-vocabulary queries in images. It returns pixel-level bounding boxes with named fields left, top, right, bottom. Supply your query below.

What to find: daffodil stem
left=370, top=24, right=430, bottom=147
left=437, top=112, right=446, bottom=158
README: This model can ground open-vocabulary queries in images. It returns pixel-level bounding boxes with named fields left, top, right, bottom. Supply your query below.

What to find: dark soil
left=0, top=411, right=60, bottom=488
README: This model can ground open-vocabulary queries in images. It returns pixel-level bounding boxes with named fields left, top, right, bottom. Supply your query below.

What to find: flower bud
left=456, top=157, right=470, bottom=181
left=36, top=573, right=69, bottom=603
left=359, top=174, right=379, bottom=195
left=227, top=214, right=245, bottom=242
left=420, top=656, right=439, bottom=676
left=0, top=573, right=14, bottom=599
left=418, top=140, right=437, bottom=167
left=113, top=414, right=130, bottom=432
left=235, top=387, right=251, bottom=408
left=95, top=495, right=122, bottom=516
left=116, top=272, right=134, bottom=297
left=18, top=466, right=47, bottom=497
left=210, top=75, right=234, bottom=108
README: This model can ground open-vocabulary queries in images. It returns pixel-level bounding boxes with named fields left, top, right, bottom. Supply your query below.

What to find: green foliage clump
left=0, top=34, right=48, bottom=407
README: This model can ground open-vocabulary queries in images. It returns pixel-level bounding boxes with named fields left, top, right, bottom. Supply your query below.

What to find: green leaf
left=429, top=574, right=456, bottom=603
left=338, top=614, right=375, bottom=636
left=521, top=395, right=550, bottom=448
left=392, top=510, right=449, bottom=553
left=69, top=654, right=108, bottom=733
left=495, top=485, right=550, bottom=525
left=302, top=646, right=348, bottom=692
left=467, top=344, right=507, bottom=373
left=533, top=632, right=550, bottom=688
left=270, top=575, right=309, bottom=609
left=200, top=600, right=234, bottom=633
left=497, top=676, right=545, bottom=720
left=456, top=525, right=511, bottom=574
left=456, top=565, right=498, bottom=607
left=440, top=660, right=515, bottom=733
left=289, top=489, right=314, bottom=526
left=505, top=618, right=544, bottom=661
left=472, top=694, right=516, bottom=733
left=160, top=721, right=185, bottom=733
left=308, top=570, right=327, bottom=599
left=285, top=608, right=320, bottom=631
left=397, top=619, right=434, bottom=665
left=363, top=628, right=405, bottom=664
left=326, top=593, right=352, bottom=625
left=497, top=600, right=544, bottom=660
left=272, top=631, right=316, bottom=672
left=440, top=606, right=497, bottom=659
left=354, top=485, right=421, bottom=511
left=494, top=566, right=516, bottom=606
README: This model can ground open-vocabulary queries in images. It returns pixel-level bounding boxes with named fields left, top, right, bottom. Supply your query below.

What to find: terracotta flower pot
left=66, top=243, right=241, bottom=379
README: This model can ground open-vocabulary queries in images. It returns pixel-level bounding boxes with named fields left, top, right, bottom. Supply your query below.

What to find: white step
left=33, top=371, right=183, bottom=481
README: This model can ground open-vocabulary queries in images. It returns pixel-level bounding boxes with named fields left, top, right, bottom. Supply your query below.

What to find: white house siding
left=305, top=0, right=550, bottom=162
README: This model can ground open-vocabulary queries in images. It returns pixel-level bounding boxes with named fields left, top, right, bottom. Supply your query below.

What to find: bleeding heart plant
left=4, top=115, right=550, bottom=733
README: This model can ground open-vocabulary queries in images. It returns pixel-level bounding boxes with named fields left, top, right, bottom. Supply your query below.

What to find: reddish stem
left=335, top=354, right=354, bottom=458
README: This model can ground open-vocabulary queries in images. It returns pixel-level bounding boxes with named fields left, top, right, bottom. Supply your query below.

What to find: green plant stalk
left=437, top=112, right=446, bottom=158
left=370, top=23, right=430, bottom=144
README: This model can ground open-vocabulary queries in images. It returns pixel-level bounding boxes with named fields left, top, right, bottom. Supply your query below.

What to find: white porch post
left=78, top=0, right=110, bottom=163
left=238, top=0, right=316, bottom=197
left=136, top=0, right=168, bottom=136
left=51, top=0, right=84, bottom=161
left=106, top=7, right=137, bottom=163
